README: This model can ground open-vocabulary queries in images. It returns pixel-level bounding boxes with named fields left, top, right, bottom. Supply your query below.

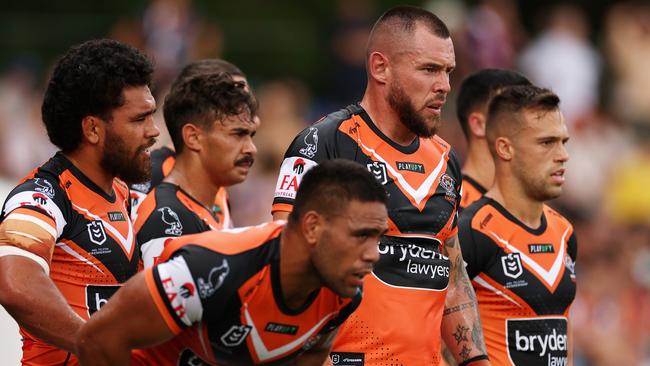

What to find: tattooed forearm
left=443, top=302, right=475, bottom=316
left=472, top=319, right=487, bottom=354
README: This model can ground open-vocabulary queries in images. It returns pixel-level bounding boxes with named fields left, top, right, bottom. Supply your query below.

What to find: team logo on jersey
left=198, top=259, right=230, bottom=299
left=293, top=158, right=306, bottom=174
left=366, top=161, right=388, bottom=185
left=158, top=207, right=183, bottom=236
left=34, top=178, right=55, bottom=198
left=220, top=324, right=252, bottom=347
left=502, top=253, right=523, bottom=279
left=299, top=127, right=319, bottom=158
left=87, top=220, right=107, bottom=245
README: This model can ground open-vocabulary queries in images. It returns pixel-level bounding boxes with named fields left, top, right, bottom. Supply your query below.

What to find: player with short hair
left=272, top=6, right=489, bottom=366
left=76, top=159, right=389, bottom=366
left=456, top=69, right=532, bottom=209
left=0, top=39, right=158, bottom=364
left=459, top=85, right=577, bottom=365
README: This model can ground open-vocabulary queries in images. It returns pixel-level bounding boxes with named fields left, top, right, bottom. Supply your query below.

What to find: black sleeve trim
left=458, top=354, right=489, bottom=366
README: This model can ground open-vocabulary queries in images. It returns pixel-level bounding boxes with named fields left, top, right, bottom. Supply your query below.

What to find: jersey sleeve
left=146, top=244, right=236, bottom=334
left=0, top=177, right=69, bottom=273
left=447, top=149, right=463, bottom=236
left=137, top=200, right=207, bottom=268
left=567, top=230, right=577, bottom=262
left=272, top=125, right=328, bottom=213
left=458, top=212, right=499, bottom=279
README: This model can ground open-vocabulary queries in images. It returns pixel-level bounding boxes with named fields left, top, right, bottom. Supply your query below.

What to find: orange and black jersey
left=145, top=222, right=360, bottom=365
left=459, top=197, right=577, bottom=366
left=135, top=182, right=222, bottom=268
left=460, top=174, right=487, bottom=210
left=272, top=104, right=462, bottom=365
left=0, top=152, right=137, bottom=364
left=130, top=147, right=231, bottom=228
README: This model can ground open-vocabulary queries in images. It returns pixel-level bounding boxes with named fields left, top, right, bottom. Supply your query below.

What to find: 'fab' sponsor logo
left=274, top=157, right=317, bottom=200
left=507, top=318, right=568, bottom=366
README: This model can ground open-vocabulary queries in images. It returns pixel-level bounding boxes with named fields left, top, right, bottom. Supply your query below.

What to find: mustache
left=137, top=138, right=157, bottom=154
left=235, top=154, right=254, bottom=167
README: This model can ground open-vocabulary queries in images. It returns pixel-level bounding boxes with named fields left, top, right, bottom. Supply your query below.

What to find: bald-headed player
left=456, top=69, right=531, bottom=209
left=459, top=85, right=576, bottom=365
left=272, top=6, right=489, bottom=366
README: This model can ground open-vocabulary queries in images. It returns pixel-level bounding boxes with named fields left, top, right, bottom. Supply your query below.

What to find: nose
left=243, top=135, right=257, bottom=156
left=434, top=72, right=451, bottom=94
left=556, top=142, right=569, bottom=163
left=145, top=115, right=160, bottom=138
left=362, top=240, right=381, bottom=264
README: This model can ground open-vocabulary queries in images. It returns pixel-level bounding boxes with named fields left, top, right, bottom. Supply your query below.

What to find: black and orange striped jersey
left=459, top=197, right=577, bottom=366
left=135, top=182, right=223, bottom=268
left=460, top=174, right=487, bottom=210
left=143, top=222, right=360, bottom=365
left=132, top=182, right=226, bottom=366
left=0, top=153, right=138, bottom=364
left=130, top=147, right=231, bottom=228
left=272, top=104, right=462, bottom=365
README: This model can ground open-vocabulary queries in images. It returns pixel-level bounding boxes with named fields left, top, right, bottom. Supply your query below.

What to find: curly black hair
left=41, top=39, right=153, bottom=152
left=163, top=72, right=257, bottom=153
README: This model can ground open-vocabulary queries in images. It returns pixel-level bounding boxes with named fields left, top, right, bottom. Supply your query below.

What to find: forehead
left=117, top=86, right=155, bottom=113
left=396, top=26, right=455, bottom=67
left=521, top=108, right=568, bottom=136
left=215, top=111, right=260, bottom=129
left=339, top=200, right=388, bottom=226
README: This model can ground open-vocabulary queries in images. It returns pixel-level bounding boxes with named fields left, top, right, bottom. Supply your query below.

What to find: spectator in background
left=518, top=4, right=601, bottom=126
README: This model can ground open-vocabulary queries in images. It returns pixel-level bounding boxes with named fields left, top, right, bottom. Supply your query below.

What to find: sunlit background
left=1, top=0, right=649, bottom=365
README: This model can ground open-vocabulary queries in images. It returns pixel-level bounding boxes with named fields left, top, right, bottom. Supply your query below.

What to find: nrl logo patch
left=366, top=161, right=388, bottom=185
left=501, top=253, right=523, bottom=279
left=87, top=220, right=107, bottom=245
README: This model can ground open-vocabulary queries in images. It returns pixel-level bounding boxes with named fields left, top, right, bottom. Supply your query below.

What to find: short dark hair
left=289, top=159, right=388, bottom=223
left=370, top=5, right=450, bottom=43
left=486, top=85, right=560, bottom=150
left=42, top=39, right=153, bottom=152
left=163, top=72, right=257, bottom=153
left=456, top=69, right=531, bottom=139
left=170, top=59, right=245, bottom=91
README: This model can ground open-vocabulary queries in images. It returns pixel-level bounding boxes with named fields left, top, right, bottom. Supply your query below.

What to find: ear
left=367, top=51, right=389, bottom=85
left=467, top=112, right=487, bottom=138
left=81, top=116, right=103, bottom=145
left=494, top=137, right=514, bottom=161
left=181, top=123, right=203, bottom=152
left=301, top=211, right=323, bottom=248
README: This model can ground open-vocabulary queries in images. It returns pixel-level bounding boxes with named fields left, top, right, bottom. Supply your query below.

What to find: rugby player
left=76, top=159, right=389, bottom=365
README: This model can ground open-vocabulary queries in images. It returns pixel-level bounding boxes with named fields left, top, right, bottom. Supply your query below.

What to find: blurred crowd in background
left=0, top=0, right=649, bottom=364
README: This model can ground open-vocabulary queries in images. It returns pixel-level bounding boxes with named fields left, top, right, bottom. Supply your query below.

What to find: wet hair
left=163, top=72, right=257, bottom=153
left=42, top=39, right=153, bottom=152
left=289, top=159, right=388, bottom=223
left=456, top=69, right=531, bottom=139
left=170, top=59, right=245, bottom=90
left=485, top=85, right=560, bottom=153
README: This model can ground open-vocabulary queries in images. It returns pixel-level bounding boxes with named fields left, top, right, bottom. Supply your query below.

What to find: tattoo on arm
left=472, top=319, right=487, bottom=354
left=453, top=324, right=469, bottom=345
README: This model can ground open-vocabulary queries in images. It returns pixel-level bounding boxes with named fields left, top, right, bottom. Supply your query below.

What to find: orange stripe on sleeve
left=271, top=203, right=293, bottom=214
left=144, top=267, right=183, bottom=335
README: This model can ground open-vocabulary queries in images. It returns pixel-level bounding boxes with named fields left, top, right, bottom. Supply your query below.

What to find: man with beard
left=129, top=71, right=258, bottom=366
left=456, top=69, right=531, bottom=210
left=129, top=58, right=253, bottom=229
left=76, top=159, right=389, bottom=366
left=272, top=6, right=489, bottom=366
left=459, top=85, right=576, bottom=365
left=0, top=39, right=158, bottom=365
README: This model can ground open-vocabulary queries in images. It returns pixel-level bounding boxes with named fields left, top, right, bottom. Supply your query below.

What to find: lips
left=550, top=168, right=565, bottom=184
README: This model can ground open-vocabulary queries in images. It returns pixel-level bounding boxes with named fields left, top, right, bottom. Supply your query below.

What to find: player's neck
left=279, top=227, right=321, bottom=310
left=164, top=155, right=220, bottom=210
left=360, top=95, right=418, bottom=146
left=487, top=176, right=544, bottom=229
left=63, top=149, right=114, bottom=195
left=462, top=140, right=494, bottom=189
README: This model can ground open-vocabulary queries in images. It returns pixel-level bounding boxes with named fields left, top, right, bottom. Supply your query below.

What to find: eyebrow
left=131, top=108, right=157, bottom=121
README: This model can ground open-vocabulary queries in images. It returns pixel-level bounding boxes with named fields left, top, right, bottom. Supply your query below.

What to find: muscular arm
left=76, top=271, right=174, bottom=366
left=441, top=235, right=489, bottom=366
left=0, top=255, right=84, bottom=353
